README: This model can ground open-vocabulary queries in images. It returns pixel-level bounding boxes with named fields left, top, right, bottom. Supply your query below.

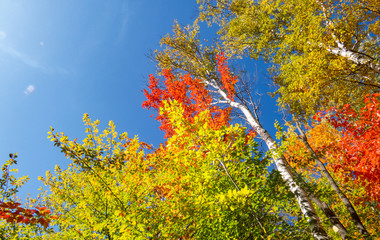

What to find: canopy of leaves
left=2, top=1, right=378, bottom=239
left=142, top=67, right=231, bottom=138
left=38, top=101, right=313, bottom=239
left=41, top=115, right=155, bottom=239
left=319, top=93, right=380, bottom=207
left=280, top=106, right=380, bottom=237
left=0, top=155, right=54, bottom=239
left=197, top=0, right=380, bottom=118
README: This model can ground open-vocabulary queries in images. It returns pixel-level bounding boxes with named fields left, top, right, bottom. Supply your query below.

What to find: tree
left=278, top=93, right=380, bottom=238
left=40, top=102, right=311, bottom=239
left=41, top=114, right=156, bottom=239
left=142, top=68, right=231, bottom=138
left=319, top=93, right=380, bottom=208
left=197, top=0, right=380, bottom=118
left=151, top=1, right=379, bottom=238
left=9, top=1, right=376, bottom=239
left=146, top=101, right=309, bottom=238
left=281, top=119, right=380, bottom=238
left=152, top=43, right=331, bottom=238
left=0, top=154, right=54, bottom=239
left=142, top=65, right=320, bottom=238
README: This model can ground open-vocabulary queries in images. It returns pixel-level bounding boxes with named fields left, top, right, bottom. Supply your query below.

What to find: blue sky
left=0, top=0, right=279, bottom=200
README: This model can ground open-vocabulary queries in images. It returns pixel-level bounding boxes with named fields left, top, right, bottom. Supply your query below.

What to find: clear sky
left=0, top=0, right=279, bottom=200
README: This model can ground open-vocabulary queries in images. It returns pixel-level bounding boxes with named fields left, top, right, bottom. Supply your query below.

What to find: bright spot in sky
left=39, top=41, right=44, bottom=46
left=24, top=85, right=35, bottom=95
left=0, top=31, right=6, bottom=39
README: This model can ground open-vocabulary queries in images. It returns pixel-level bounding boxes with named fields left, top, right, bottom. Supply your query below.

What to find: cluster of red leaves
left=315, top=93, right=380, bottom=206
left=142, top=64, right=231, bottom=138
left=245, top=129, right=257, bottom=143
left=0, top=201, right=54, bottom=228
left=216, top=53, right=238, bottom=100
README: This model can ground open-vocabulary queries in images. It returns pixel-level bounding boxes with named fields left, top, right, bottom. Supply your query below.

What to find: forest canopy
left=1, top=0, right=379, bottom=239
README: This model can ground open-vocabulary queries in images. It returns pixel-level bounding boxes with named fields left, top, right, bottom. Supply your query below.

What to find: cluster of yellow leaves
left=38, top=100, right=309, bottom=239
left=283, top=121, right=340, bottom=172
left=42, top=114, right=157, bottom=239
left=197, top=0, right=379, bottom=118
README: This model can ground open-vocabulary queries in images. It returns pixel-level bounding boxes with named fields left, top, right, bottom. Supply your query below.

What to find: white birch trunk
left=326, top=45, right=380, bottom=74
left=316, top=0, right=380, bottom=75
left=207, top=80, right=330, bottom=239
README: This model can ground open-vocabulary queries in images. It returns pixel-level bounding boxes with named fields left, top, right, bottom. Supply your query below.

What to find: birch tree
left=153, top=26, right=331, bottom=237
left=282, top=117, right=380, bottom=239
left=197, top=0, right=379, bottom=118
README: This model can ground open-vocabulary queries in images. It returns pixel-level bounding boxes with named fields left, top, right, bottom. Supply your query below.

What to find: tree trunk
left=295, top=122, right=370, bottom=238
left=287, top=158, right=350, bottom=239
left=221, top=96, right=330, bottom=239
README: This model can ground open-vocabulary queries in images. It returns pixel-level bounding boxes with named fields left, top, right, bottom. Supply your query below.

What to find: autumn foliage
left=216, top=52, right=238, bottom=100
left=0, top=202, right=52, bottom=228
left=0, top=154, right=54, bottom=236
left=316, top=93, right=380, bottom=207
left=2, top=0, right=380, bottom=238
left=142, top=53, right=232, bottom=138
